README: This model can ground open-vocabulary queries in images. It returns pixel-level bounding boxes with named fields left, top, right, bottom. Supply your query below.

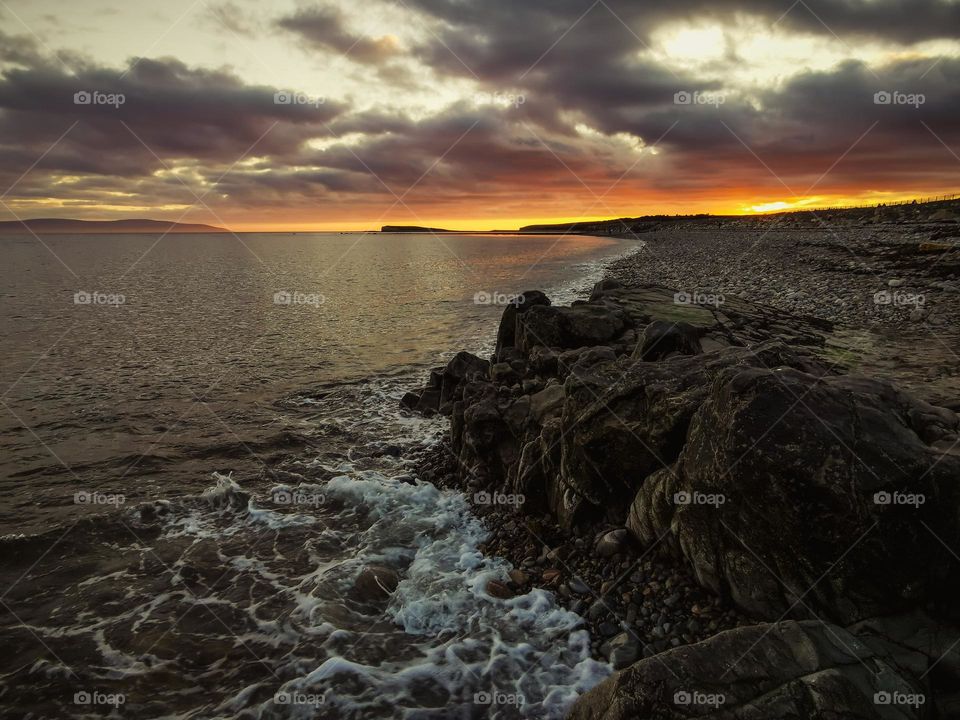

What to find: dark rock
left=354, top=565, right=400, bottom=601
left=607, top=634, right=640, bottom=670
left=558, top=345, right=617, bottom=378
left=568, top=577, right=591, bottom=595
left=528, top=384, right=565, bottom=423
left=636, top=320, right=704, bottom=361
left=405, top=282, right=960, bottom=715
left=508, top=569, right=528, bottom=586
left=528, top=345, right=560, bottom=375
left=556, top=341, right=829, bottom=527
left=485, top=579, right=515, bottom=599
left=596, top=529, right=629, bottom=558
left=491, top=362, right=520, bottom=385
left=589, top=279, right=623, bottom=301
left=516, top=303, right=630, bottom=352
left=628, top=366, right=960, bottom=624
left=598, top=621, right=619, bottom=636
left=569, top=620, right=928, bottom=720
left=414, top=388, right=440, bottom=415
left=494, top=290, right=551, bottom=361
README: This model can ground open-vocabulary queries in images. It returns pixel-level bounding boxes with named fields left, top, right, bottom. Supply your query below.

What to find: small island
left=380, top=225, right=453, bottom=233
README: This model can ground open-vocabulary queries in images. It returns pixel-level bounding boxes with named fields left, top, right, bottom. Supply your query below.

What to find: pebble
left=596, top=528, right=629, bottom=557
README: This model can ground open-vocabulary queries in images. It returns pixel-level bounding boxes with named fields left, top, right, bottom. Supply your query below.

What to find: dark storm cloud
left=618, top=55, right=960, bottom=196
left=275, top=5, right=401, bottom=65
left=405, top=0, right=960, bottom=80
left=0, top=53, right=346, bottom=192
left=399, top=0, right=960, bottom=130
left=215, top=104, right=617, bottom=206
left=383, top=0, right=960, bottom=199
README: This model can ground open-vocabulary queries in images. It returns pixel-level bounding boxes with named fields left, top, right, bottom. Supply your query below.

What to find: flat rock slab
left=569, top=620, right=927, bottom=720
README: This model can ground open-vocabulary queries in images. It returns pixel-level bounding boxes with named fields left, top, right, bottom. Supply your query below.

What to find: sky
left=0, top=0, right=958, bottom=231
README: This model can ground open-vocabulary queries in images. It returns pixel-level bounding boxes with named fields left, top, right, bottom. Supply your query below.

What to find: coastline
left=417, top=241, right=749, bottom=669
left=404, top=227, right=960, bottom=718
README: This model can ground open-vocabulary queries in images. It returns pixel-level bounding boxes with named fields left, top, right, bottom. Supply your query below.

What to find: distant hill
left=0, top=218, right=229, bottom=234
left=519, top=195, right=960, bottom=236
left=380, top=225, right=452, bottom=233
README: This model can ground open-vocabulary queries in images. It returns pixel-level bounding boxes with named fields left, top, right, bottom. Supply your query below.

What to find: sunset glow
left=1, top=0, right=958, bottom=229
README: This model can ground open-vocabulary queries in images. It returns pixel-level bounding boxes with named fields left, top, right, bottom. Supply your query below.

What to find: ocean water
left=0, top=231, right=636, bottom=719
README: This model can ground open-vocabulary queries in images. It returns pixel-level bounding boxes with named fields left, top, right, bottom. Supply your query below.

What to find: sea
left=0, top=231, right=638, bottom=719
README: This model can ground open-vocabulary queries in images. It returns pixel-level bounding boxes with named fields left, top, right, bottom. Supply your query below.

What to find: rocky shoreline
left=419, top=448, right=750, bottom=668
left=403, top=240, right=960, bottom=718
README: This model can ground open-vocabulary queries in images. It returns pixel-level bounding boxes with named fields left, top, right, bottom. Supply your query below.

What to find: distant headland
left=0, top=218, right=229, bottom=234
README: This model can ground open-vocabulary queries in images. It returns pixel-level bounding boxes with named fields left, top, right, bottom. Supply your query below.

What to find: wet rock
left=508, top=569, right=528, bottom=586
left=598, top=621, right=619, bottom=637
left=542, top=568, right=562, bottom=584
left=485, top=579, right=515, bottom=599
left=399, top=391, right=421, bottom=410
left=587, top=600, right=608, bottom=621
left=568, top=577, right=591, bottom=595
left=596, top=529, right=628, bottom=558
left=354, top=565, right=400, bottom=601
left=414, top=388, right=440, bottom=415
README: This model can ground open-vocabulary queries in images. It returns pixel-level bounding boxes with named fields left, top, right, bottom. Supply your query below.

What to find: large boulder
left=493, top=290, right=551, bottom=361
left=569, top=620, right=929, bottom=720
left=628, top=366, right=960, bottom=624
left=400, top=351, right=489, bottom=416
left=515, top=303, right=631, bottom=353
left=554, top=341, right=833, bottom=527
